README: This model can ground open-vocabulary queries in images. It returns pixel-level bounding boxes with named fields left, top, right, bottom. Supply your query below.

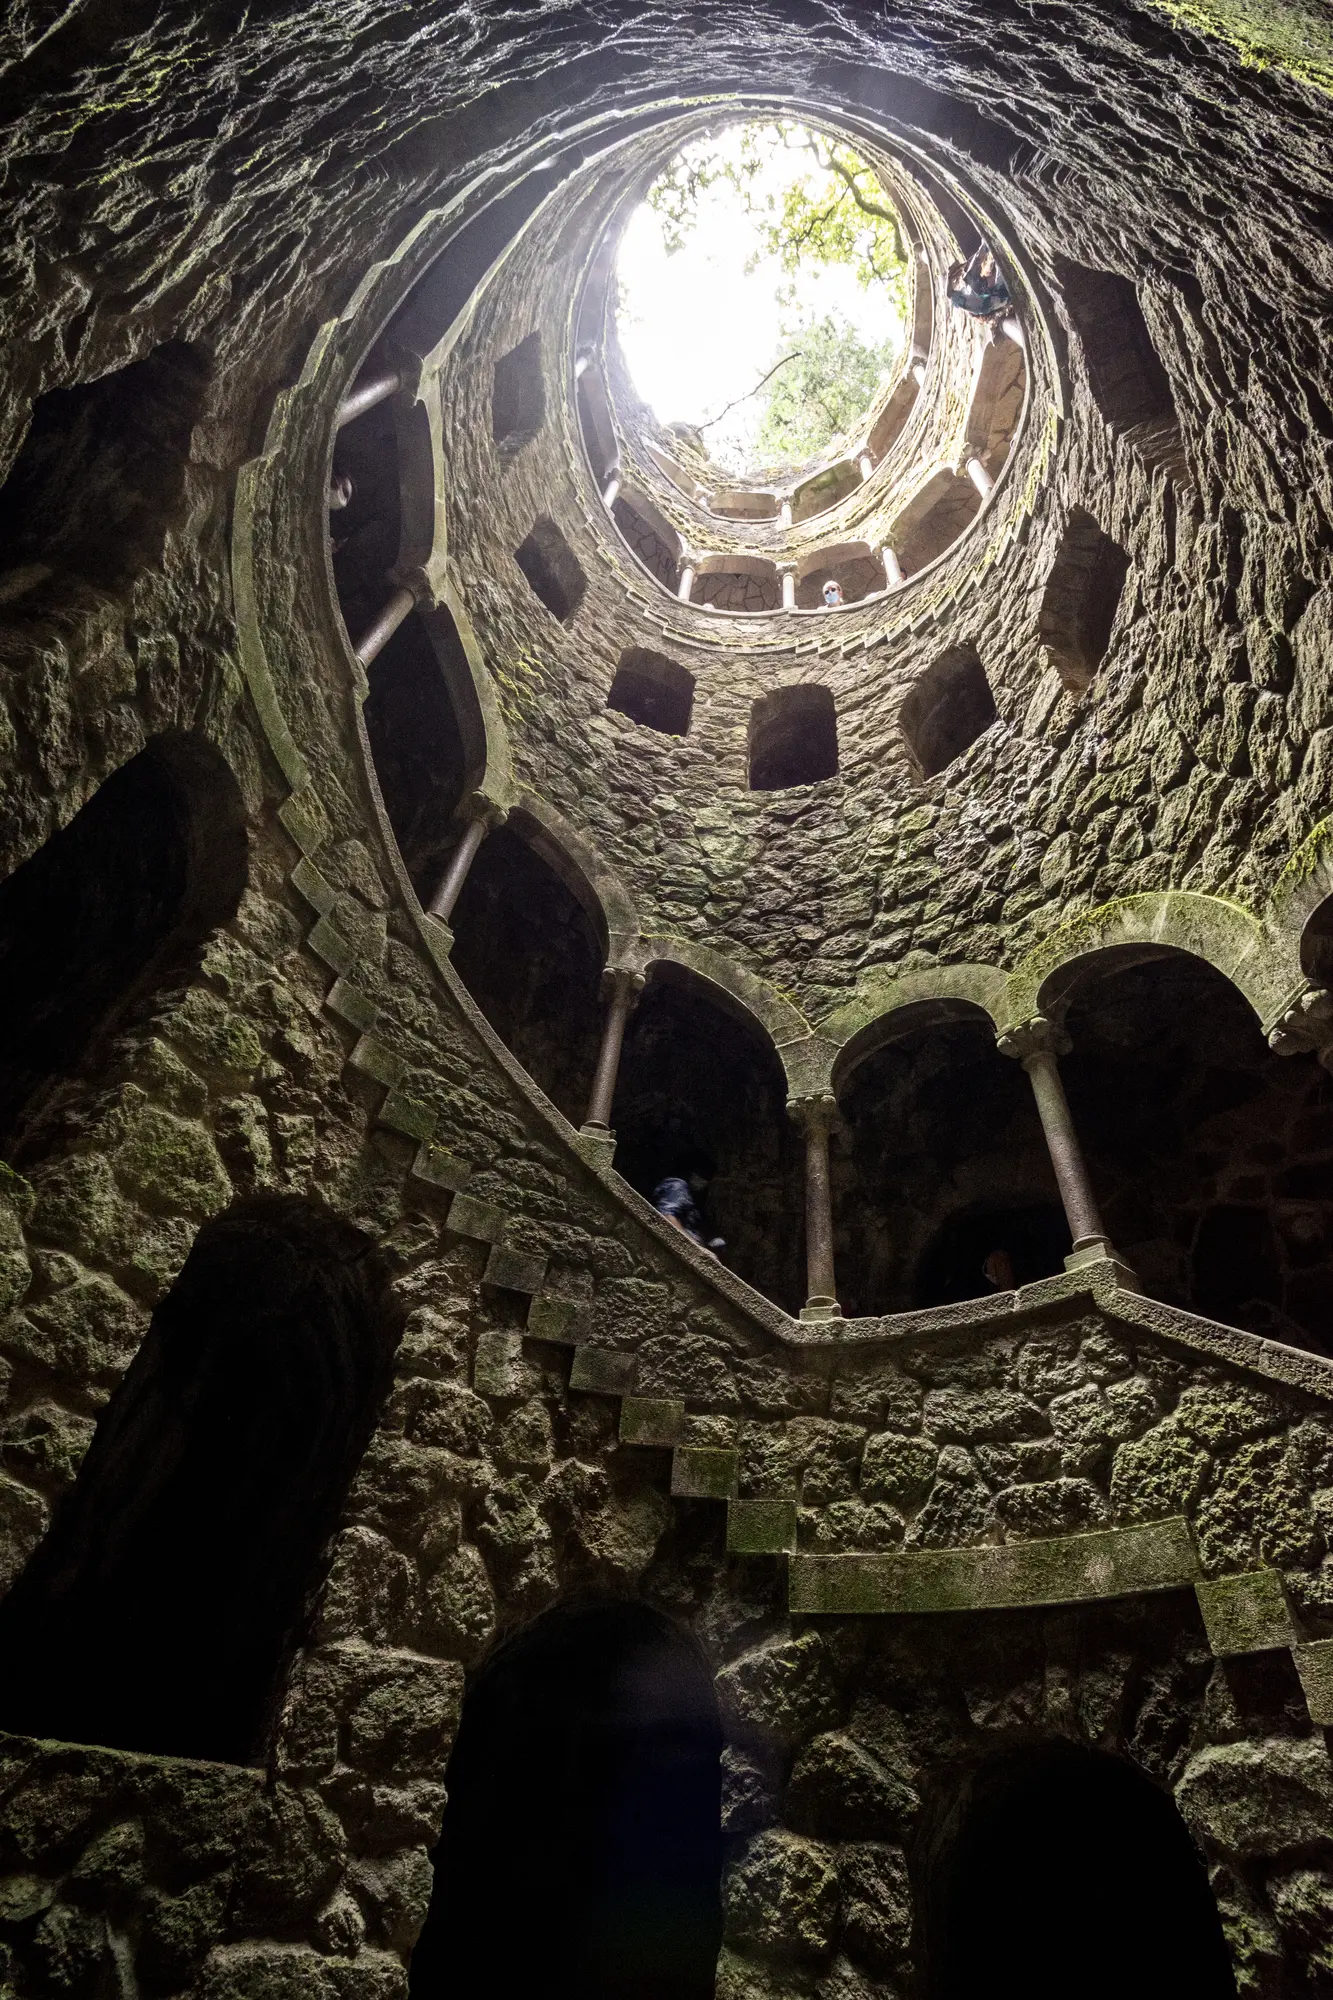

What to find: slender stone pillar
left=574, top=352, right=593, bottom=379
left=677, top=555, right=697, bottom=602
left=779, top=563, right=798, bottom=610
left=328, top=474, right=354, bottom=510
left=336, top=367, right=403, bottom=429
left=997, top=1017, right=1134, bottom=1278
left=602, top=470, right=621, bottom=509
left=581, top=968, right=646, bottom=1137
left=881, top=544, right=904, bottom=589
left=858, top=451, right=874, bottom=481
left=780, top=499, right=794, bottom=527
left=352, top=584, right=417, bottom=667
left=911, top=358, right=927, bottom=388
left=789, top=1093, right=842, bottom=1320
left=427, top=802, right=503, bottom=923
left=965, top=454, right=995, bottom=499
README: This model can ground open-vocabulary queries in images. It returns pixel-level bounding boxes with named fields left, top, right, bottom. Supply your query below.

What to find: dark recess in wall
left=1053, top=258, right=1176, bottom=430
left=331, top=392, right=403, bottom=643
left=608, top=649, right=694, bottom=736
left=1040, top=507, right=1130, bottom=693
left=411, top=1598, right=723, bottom=2000
left=924, top=1743, right=1236, bottom=2000
left=0, top=732, right=248, bottom=1166
left=0, top=341, right=210, bottom=591
left=449, top=824, right=604, bottom=1126
left=0, top=1197, right=401, bottom=1765
left=515, top=516, right=587, bottom=622
left=363, top=608, right=469, bottom=901
left=492, top=330, right=545, bottom=448
left=900, top=646, right=996, bottom=780
left=749, top=684, right=839, bottom=790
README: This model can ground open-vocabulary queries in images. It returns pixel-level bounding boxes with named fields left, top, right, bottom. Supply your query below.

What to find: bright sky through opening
left=616, top=123, right=905, bottom=472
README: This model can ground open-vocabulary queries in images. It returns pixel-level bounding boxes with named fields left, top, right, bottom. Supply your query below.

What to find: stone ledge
left=789, top=1517, right=1199, bottom=1615
left=527, top=1293, right=582, bottom=1343
left=444, top=1192, right=507, bottom=1244
left=671, top=1446, right=739, bottom=1500
left=1196, top=1569, right=1297, bottom=1657
left=569, top=1347, right=636, bottom=1396
left=619, top=1396, right=686, bottom=1447
left=728, top=1498, right=798, bottom=1553
left=482, top=1242, right=548, bottom=1295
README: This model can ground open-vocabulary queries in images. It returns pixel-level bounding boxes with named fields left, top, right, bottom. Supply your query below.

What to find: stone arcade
left=3, top=5, right=1333, bottom=1997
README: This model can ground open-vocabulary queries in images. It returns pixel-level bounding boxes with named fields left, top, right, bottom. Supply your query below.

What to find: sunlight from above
left=616, top=121, right=910, bottom=480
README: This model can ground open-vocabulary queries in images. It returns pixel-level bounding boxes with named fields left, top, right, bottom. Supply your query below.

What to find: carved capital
left=457, top=792, right=508, bottom=832
left=1269, top=987, right=1333, bottom=1066
left=600, top=965, right=647, bottom=1009
left=788, top=1092, right=840, bottom=1139
left=997, top=1015, right=1071, bottom=1064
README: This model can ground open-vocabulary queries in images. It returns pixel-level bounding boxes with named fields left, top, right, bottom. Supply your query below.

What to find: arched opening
left=0, top=732, right=248, bottom=1166
left=450, top=824, right=604, bottom=1126
left=612, top=491, right=681, bottom=590
left=0, top=341, right=210, bottom=596
left=964, top=336, right=1027, bottom=485
left=363, top=604, right=475, bottom=902
left=0, top=1196, right=400, bottom=1763
left=709, top=487, right=778, bottom=521
left=791, top=460, right=860, bottom=523
left=492, top=330, right=545, bottom=449
left=515, top=516, right=587, bottom=623
left=832, top=1007, right=1062, bottom=1316
left=926, top=1743, right=1234, bottom=2000
left=900, top=645, right=997, bottom=781
left=796, top=542, right=881, bottom=609
left=1300, top=891, right=1333, bottom=986
left=891, top=470, right=982, bottom=576
left=330, top=366, right=402, bottom=645
left=409, top=1599, right=723, bottom=2000
left=608, top=649, right=695, bottom=737
left=611, top=970, right=804, bottom=1312
left=867, top=371, right=919, bottom=459
left=1052, top=257, right=1176, bottom=432
left=748, top=685, right=839, bottom=791
left=690, top=557, right=780, bottom=613
left=1056, top=946, right=1333, bottom=1350
left=1039, top=507, right=1130, bottom=695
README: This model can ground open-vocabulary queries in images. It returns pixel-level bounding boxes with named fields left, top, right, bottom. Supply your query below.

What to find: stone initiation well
left=8, top=7, right=1333, bottom=2000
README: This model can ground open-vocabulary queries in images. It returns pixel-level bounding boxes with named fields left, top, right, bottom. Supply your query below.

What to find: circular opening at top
left=615, top=119, right=911, bottom=483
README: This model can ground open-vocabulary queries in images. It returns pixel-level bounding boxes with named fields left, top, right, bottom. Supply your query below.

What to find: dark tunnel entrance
left=927, top=1742, right=1235, bottom=2000
left=409, top=1599, right=724, bottom=2000
left=0, top=1197, right=400, bottom=1764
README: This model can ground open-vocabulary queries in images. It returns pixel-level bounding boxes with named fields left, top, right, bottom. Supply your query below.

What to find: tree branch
left=698, top=351, right=804, bottom=431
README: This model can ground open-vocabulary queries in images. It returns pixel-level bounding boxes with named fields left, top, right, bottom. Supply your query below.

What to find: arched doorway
left=832, top=1005, right=1065, bottom=1316
left=0, top=731, right=247, bottom=1165
left=1055, top=947, right=1333, bottom=1350
left=409, top=1599, right=723, bottom=2000
left=927, top=1743, right=1235, bottom=2000
left=610, top=969, right=803, bottom=1312
left=0, top=1196, right=400, bottom=1763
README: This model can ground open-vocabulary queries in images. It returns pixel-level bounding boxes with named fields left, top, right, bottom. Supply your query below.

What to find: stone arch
left=795, top=541, right=881, bottom=608
left=964, top=332, right=1027, bottom=475
left=889, top=467, right=982, bottom=576
left=637, top=937, right=809, bottom=1057
left=410, top=1598, right=723, bottom=2000
left=791, top=459, right=861, bottom=522
left=0, top=730, right=249, bottom=1166
left=690, top=554, right=781, bottom=613
left=509, top=794, right=639, bottom=966
left=612, top=486, right=682, bottom=590
left=709, top=485, right=778, bottom=521
left=923, top=1741, right=1234, bottom=2000
left=1015, top=890, right=1291, bottom=1032
left=825, top=972, right=1009, bottom=1098
left=0, top=1195, right=401, bottom=1765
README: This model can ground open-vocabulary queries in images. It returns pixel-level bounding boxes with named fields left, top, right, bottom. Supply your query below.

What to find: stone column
left=677, top=554, right=697, bottom=602
left=779, top=562, right=798, bottom=610
left=789, top=1094, right=841, bottom=1321
left=336, top=366, right=403, bottom=429
left=858, top=450, right=874, bottom=481
left=1269, top=988, right=1333, bottom=1070
left=911, top=357, right=927, bottom=387
left=965, top=454, right=995, bottom=499
left=997, top=1017, right=1132, bottom=1276
left=352, top=583, right=417, bottom=667
left=602, top=469, right=621, bottom=509
left=780, top=499, right=794, bottom=527
left=427, top=801, right=503, bottom=923
left=581, top=968, right=646, bottom=1138
left=881, top=544, right=904, bottom=589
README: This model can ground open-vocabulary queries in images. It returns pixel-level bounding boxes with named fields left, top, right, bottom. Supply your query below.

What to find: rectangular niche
left=900, top=645, right=997, bottom=780
left=749, top=684, right=839, bottom=790
left=514, top=516, right=586, bottom=623
left=492, top=332, right=545, bottom=449
left=607, top=649, right=694, bottom=735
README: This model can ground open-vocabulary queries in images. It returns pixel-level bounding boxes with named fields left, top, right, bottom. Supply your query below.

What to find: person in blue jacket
left=651, top=1173, right=725, bottom=1256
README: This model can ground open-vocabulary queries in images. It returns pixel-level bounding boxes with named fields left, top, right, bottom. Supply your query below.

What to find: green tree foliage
left=754, top=315, right=899, bottom=465
left=644, top=120, right=910, bottom=465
